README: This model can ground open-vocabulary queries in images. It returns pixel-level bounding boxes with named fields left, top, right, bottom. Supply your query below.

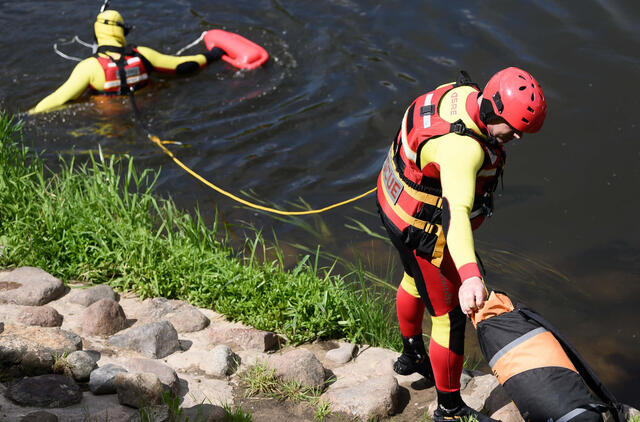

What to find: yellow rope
left=149, top=135, right=377, bottom=216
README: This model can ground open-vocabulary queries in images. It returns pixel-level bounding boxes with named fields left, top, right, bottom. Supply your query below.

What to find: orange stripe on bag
left=492, top=330, right=577, bottom=384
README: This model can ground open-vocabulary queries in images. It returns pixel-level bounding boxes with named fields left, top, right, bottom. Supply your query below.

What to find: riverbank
left=0, top=113, right=398, bottom=350
left=0, top=267, right=526, bottom=421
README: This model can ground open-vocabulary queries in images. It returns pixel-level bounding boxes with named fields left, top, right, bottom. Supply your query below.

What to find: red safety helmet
left=483, top=67, right=547, bottom=133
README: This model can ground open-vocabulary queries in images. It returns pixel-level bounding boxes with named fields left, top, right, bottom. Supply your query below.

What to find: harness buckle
left=420, top=105, right=435, bottom=116
left=451, top=120, right=466, bottom=134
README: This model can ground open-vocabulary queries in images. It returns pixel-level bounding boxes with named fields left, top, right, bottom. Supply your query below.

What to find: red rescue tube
left=204, top=29, right=268, bottom=70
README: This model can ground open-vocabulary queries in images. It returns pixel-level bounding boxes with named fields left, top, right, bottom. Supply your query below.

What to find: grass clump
left=239, top=362, right=330, bottom=420
left=0, top=113, right=400, bottom=350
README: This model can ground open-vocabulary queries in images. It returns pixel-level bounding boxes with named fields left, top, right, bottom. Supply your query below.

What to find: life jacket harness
left=378, top=71, right=505, bottom=267
left=94, top=45, right=150, bottom=95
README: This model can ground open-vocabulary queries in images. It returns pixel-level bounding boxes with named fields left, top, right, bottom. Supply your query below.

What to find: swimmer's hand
left=205, top=47, right=226, bottom=64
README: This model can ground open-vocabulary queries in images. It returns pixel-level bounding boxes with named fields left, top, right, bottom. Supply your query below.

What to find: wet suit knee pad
left=430, top=307, right=466, bottom=391
left=400, top=272, right=420, bottom=298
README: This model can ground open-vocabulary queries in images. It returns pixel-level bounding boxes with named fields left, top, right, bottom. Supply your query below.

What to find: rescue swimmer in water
left=30, top=9, right=268, bottom=114
left=376, top=67, right=547, bottom=421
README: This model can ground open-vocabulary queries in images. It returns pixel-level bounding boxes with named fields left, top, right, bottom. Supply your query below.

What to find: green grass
left=0, top=112, right=400, bottom=350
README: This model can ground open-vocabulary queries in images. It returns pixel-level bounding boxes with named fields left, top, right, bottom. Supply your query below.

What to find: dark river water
left=2, top=0, right=639, bottom=407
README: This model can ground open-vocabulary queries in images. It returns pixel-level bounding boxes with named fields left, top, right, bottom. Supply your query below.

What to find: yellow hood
left=94, top=10, right=126, bottom=47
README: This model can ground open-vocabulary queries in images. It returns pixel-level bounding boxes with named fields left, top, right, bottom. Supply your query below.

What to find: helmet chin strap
left=479, top=98, right=501, bottom=147
left=479, top=98, right=496, bottom=127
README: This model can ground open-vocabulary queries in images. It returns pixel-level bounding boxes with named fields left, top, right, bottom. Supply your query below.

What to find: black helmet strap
left=479, top=98, right=497, bottom=126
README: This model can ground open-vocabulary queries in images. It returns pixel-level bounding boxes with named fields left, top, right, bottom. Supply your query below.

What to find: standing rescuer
left=377, top=67, right=547, bottom=421
left=30, top=9, right=226, bottom=114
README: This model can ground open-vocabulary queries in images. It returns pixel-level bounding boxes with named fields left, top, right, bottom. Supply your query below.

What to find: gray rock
left=0, top=267, right=65, bottom=306
left=108, top=320, right=180, bottom=359
left=460, top=369, right=474, bottom=390
left=22, top=349, right=56, bottom=375
left=6, top=374, right=82, bottom=408
left=201, top=344, right=239, bottom=377
left=209, top=326, right=280, bottom=352
left=89, top=363, right=128, bottom=395
left=166, top=306, right=210, bottom=333
left=87, top=406, right=137, bottom=422
left=461, top=373, right=501, bottom=411
left=267, top=348, right=326, bottom=389
left=325, top=342, right=357, bottom=364
left=115, top=372, right=166, bottom=408
left=66, top=350, right=98, bottom=381
left=68, top=284, right=118, bottom=306
left=0, top=325, right=82, bottom=373
left=82, top=298, right=128, bottom=336
left=20, top=411, right=59, bottom=422
left=323, top=374, right=400, bottom=420
left=16, top=305, right=63, bottom=327
left=123, top=357, right=180, bottom=396
left=139, top=297, right=186, bottom=320
left=182, top=404, right=226, bottom=422
left=491, top=402, right=525, bottom=422
left=625, top=405, right=640, bottom=418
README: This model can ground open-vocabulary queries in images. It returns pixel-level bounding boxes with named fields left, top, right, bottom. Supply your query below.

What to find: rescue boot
left=392, top=334, right=433, bottom=380
left=433, top=404, right=500, bottom=422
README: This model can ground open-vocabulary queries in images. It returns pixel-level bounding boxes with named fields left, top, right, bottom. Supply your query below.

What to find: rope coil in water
left=148, top=134, right=377, bottom=215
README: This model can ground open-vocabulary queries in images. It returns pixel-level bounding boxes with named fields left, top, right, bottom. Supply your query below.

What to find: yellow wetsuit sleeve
left=421, top=134, right=485, bottom=278
left=30, top=59, right=96, bottom=114
left=136, top=46, right=207, bottom=73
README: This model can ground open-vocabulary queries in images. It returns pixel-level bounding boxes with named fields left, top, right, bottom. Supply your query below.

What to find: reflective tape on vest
left=400, top=107, right=417, bottom=163
left=423, top=93, right=433, bottom=128
left=381, top=149, right=404, bottom=205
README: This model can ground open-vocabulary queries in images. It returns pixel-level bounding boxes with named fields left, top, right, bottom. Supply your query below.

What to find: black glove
left=204, top=47, right=226, bottom=64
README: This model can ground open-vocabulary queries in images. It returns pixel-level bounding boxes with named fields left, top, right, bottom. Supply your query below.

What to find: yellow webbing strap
left=148, top=134, right=377, bottom=216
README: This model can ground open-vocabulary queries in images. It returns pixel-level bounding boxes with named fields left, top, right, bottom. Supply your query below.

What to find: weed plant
left=0, top=113, right=400, bottom=350
left=239, top=363, right=330, bottom=420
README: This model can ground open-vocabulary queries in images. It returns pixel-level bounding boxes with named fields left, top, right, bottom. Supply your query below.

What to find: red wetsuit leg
left=396, top=284, right=425, bottom=337
left=413, top=248, right=466, bottom=392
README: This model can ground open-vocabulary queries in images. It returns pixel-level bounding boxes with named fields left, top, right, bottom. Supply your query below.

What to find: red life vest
left=93, top=46, right=149, bottom=95
left=377, top=79, right=505, bottom=267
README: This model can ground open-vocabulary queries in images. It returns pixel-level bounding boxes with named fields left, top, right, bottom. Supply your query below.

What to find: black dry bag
left=471, top=291, right=624, bottom=422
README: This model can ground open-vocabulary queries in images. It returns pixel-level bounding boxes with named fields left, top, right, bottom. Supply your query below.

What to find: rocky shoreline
left=0, top=266, right=637, bottom=422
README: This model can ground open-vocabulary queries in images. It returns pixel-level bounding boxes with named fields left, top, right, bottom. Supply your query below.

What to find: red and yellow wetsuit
left=377, top=77, right=505, bottom=394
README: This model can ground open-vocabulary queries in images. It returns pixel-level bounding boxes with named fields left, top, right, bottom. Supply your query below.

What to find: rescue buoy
left=203, top=29, right=268, bottom=70
left=471, top=291, right=624, bottom=422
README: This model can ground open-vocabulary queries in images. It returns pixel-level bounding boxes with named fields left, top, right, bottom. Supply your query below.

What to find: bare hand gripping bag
left=471, top=291, right=625, bottom=422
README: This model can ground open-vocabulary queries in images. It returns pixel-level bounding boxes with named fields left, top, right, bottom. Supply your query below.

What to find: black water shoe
left=433, top=404, right=501, bottom=422
left=392, top=334, right=434, bottom=381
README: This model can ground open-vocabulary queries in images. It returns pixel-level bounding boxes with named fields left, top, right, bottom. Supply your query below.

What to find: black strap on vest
left=454, top=70, right=480, bottom=90
left=96, top=45, right=141, bottom=96
left=516, top=306, right=626, bottom=422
